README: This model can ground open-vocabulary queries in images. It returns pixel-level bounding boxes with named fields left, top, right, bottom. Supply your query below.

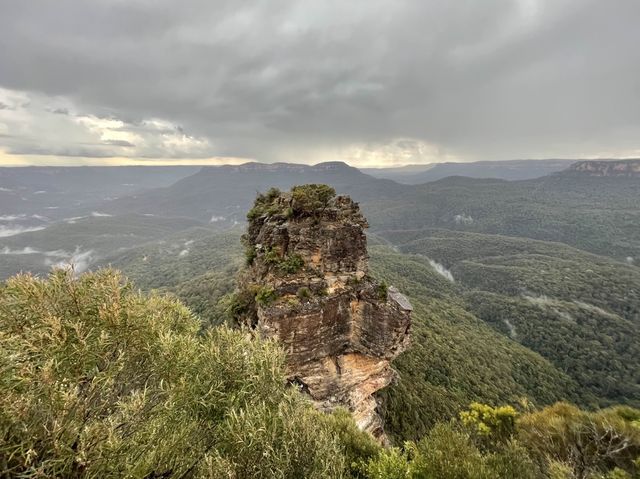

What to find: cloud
left=103, top=139, right=135, bottom=147
left=48, top=107, right=69, bottom=115
left=0, top=214, right=26, bottom=221
left=0, top=246, right=40, bottom=255
left=45, top=247, right=94, bottom=275
left=427, top=258, right=455, bottom=282
left=0, top=1, right=639, bottom=165
left=0, top=225, right=46, bottom=237
left=0, top=88, right=215, bottom=160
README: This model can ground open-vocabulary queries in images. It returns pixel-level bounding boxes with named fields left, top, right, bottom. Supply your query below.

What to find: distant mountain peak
left=311, top=160, right=353, bottom=169
left=567, top=159, right=640, bottom=177
left=203, top=161, right=359, bottom=174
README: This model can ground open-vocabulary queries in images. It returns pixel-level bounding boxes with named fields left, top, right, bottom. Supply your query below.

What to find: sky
left=1, top=0, right=639, bottom=167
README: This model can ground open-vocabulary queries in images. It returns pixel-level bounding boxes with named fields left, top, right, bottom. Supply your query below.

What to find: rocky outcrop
left=233, top=185, right=411, bottom=438
left=568, top=159, right=640, bottom=177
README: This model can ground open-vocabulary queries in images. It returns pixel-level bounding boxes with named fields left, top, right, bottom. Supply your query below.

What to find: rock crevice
left=234, top=185, right=411, bottom=437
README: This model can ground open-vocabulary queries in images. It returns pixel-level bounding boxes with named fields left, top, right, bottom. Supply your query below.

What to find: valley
left=5, top=159, right=637, bottom=440
left=2, top=159, right=640, bottom=477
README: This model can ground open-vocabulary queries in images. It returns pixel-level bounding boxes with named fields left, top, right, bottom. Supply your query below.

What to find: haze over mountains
left=2, top=159, right=639, bottom=280
left=362, top=159, right=578, bottom=184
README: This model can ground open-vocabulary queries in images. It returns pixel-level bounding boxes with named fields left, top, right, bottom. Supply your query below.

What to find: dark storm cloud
left=49, top=108, right=70, bottom=116
left=7, top=144, right=122, bottom=158
left=0, top=0, right=639, bottom=163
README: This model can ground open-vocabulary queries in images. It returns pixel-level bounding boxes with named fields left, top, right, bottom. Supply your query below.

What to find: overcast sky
left=1, top=0, right=639, bottom=167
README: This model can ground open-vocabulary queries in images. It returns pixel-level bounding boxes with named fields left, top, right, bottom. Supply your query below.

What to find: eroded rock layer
left=234, top=185, right=411, bottom=437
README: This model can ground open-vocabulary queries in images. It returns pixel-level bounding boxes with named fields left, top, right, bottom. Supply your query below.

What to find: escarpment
left=568, top=159, right=640, bottom=177
left=232, top=185, right=411, bottom=438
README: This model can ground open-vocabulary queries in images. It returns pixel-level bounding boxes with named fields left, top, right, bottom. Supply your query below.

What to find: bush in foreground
left=0, top=269, right=350, bottom=478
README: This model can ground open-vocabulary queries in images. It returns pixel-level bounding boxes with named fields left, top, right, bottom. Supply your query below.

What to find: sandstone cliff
left=232, top=185, right=411, bottom=438
left=568, top=159, right=640, bottom=177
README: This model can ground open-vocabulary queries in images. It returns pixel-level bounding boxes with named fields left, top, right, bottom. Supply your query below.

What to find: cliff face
left=568, top=159, right=640, bottom=177
left=234, top=185, right=411, bottom=437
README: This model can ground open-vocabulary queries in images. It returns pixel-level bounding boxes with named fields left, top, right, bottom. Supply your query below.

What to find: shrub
left=377, top=280, right=389, bottom=301
left=224, top=288, right=255, bottom=323
left=279, top=254, right=305, bottom=274
left=244, top=245, right=257, bottom=265
left=363, top=447, right=411, bottom=479
left=255, top=285, right=278, bottom=305
left=0, top=270, right=345, bottom=478
left=321, top=408, right=382, bottom=477
left=410, top=424, right=492, bottom=479
left=246, top=187, right=282, bottom=221
left=518, top=402, right=640, bottom=478
left=363, top=422, right=541, bottom=479
left=246, top=206, right=262, bottom=221
left=297, top=286, right=312, bottom=300
left=263, top=247, right=281, bottom=265
left=460, top=402, right=518, bottom=448
left=285, top=206, right=294, bottom=219
left=291, top=184, right=336, bottom=216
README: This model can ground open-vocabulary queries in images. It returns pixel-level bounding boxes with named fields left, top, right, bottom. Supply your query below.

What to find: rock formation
left=232, top=185, right=411, bottom=438
left=568, top=159, right=640, bottom=177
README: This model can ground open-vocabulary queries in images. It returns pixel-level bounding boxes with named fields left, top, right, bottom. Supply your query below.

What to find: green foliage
left=285, top=206, right=295, bottom=218
left=518, top=402, right=640, bottom=478
left=291, top=184, right=336, bottom=216
left=225, top=288, right=256, bottom=323
left=460, top=402, right=518, bottom=447
left=262, top=248, right=305, bottom=275
left=377, top=279, right=388, bottom=301
left=247, top=187, right=283, bottom=221
left=100, top=230, right=244, bottom=328
left=263, top=246, right=282, bottom=265
left=0, top=269, right=347, bottom=478
left=279, top=254, right=305, bottom=274
left=363, top=447, right=412, bottom=479
left=297, top=286, right=312, bottom=300
left=371, top=248, right=579, bottom=443
left=363, top=423, right=540, bottom=479
left=365, top=174, right=640, bottom=262
left=2, top=239, right=640, bottom=478
left=410, top=424, right=493, bottom=478
left=0, top=214, right=204, bottom=279
left=69, top=181, right=640, bottom=458
left=245, top=245, right=257, bottom=265
left=483, top=441, right=544, bottom=479
left=172, top=270, right=236, bottom=327
left=247, top=184, right=337, bottom=223
left=255, top=285, right=278, bottom=306
left=320, top=408, right=382, bottom=477
left=383, top=229, right=640, bottom=409
left=103, top=229, right=635, bottom=446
